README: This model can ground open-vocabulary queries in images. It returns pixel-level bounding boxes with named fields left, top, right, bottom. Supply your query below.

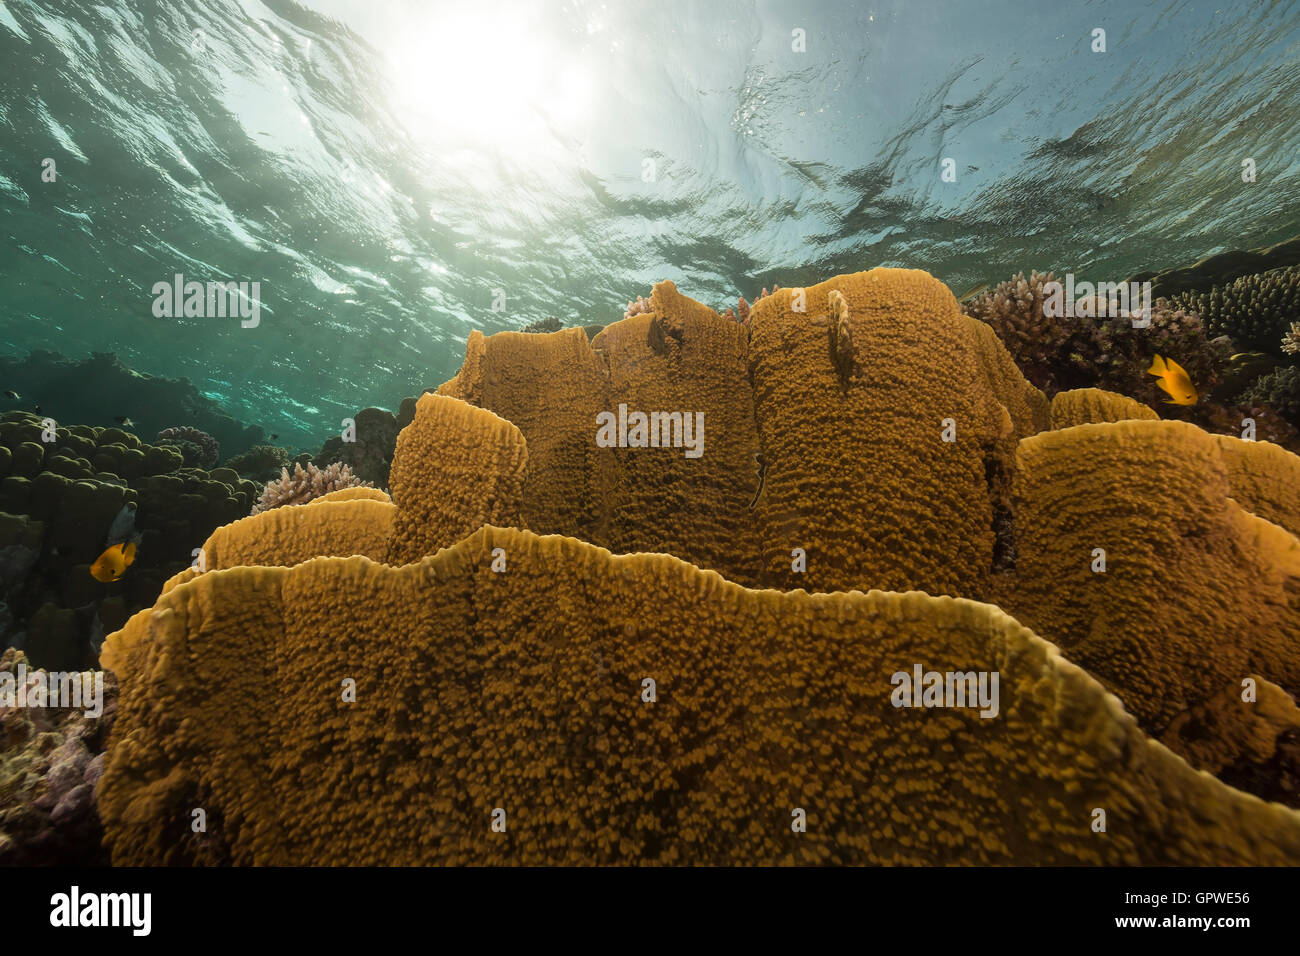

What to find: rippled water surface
left=2, top=0, right=1298, bottom=442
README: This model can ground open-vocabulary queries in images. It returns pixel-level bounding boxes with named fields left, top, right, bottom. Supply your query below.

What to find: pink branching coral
left=249, top=461, right=373, bottom=515
left=720, top=285, right=779, bottom=324
left=623, top=295, right=653, bottom=320
left=1283, top=322, right=1300, bottom=356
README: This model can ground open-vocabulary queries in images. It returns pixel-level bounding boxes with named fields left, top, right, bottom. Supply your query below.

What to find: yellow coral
left=1211, top=434, right=1300, bottom=538
left=385, top=394, right=527, bottom=564
left=1005, top=420, right=1300, bottom=759
left=1050, top=388, right=1159, bottom=429
left=98, top=525, right=1300, bottom=865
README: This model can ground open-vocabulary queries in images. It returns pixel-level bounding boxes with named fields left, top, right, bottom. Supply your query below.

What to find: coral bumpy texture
left=98, top=268, right=1300, bottom=865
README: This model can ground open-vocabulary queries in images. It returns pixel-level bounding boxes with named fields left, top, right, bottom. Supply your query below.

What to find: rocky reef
left=92, top=267, right=1300, bottom=865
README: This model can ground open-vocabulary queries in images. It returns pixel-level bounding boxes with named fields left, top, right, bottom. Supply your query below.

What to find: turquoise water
left=2, top=0, right=1299, bottom=446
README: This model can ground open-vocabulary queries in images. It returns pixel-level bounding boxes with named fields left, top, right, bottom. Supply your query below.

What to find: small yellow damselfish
left=90, top=540, right=136, bottom=582
left=1146, top=354, right=1198, bottom=406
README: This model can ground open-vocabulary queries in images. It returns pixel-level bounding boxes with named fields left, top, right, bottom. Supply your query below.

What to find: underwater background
left=2, top=0, right=1299, bottom=449
left=4, top=0, right=1300, bottom=868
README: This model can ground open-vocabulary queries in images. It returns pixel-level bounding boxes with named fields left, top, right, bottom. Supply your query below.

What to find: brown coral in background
left=249, top=461, right=372, bottom=515
left=156, top=426, right=220, bottom=469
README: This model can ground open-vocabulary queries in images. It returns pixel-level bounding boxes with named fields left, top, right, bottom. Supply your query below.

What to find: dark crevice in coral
left=984, top=450, right=1017, bottom=573
left=1218, top=728, right=1300, bottom=810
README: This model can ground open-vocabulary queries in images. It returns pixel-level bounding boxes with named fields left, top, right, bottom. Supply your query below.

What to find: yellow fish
left=1146, top=354, right=1198, bottom=405
left=90, top=540, right=136, bottom=582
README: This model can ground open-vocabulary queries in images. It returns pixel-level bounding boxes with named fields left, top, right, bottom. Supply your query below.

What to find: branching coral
left=249, top=461, right=372, bottom=515
left=963, top=274, right=1228, bottom=403
left=720, top=284, right=780, bottom=323
left=1284, top=322, right=1300, bottom=356
left=518, top=316, right=563, bottom=334
left=155, top=426, right=219, bottom=469
left=1236, top=365, right=1300, bottom=426
left=623, top=294, right=653, bottom=320
left=1171, top=264, right=1300, bottom=354
left=961, top=271, right=1067, bottom=390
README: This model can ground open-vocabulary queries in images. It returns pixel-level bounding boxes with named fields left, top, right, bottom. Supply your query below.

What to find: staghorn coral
left=0, top=649, right=117, bottom=865
left=249, top=461, right=372, bottom=516
left=100, top=526, right=1300, bottom=865
left=1171, top=264, right=1300, bottom=354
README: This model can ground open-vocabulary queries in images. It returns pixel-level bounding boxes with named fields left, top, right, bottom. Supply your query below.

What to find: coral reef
left=313, top=407, right=399, bottom=486
left=518, top=316, right=563, bottom=334
left=90, top=265, right=1300, bottom=866
left=223, top=443, right=289, bottom=482
left=962, top=274, right=1229, bottom=405
left=156, top=426, right=220, bottom=469
left=0, top=649, right=117, bottom=865
left=249, top=462, right=372, bottom=515
left=1236, top=365, right=1300, bottom=426
left=99, top=524, right=1300, bottom=866
left=0, top=350, right=265, bottom=457
left=0, top=412, right=257, bottom=670
left=1170, top=265, right=1300, bottom=355
left=1127, top=232, right=1300, bottom=300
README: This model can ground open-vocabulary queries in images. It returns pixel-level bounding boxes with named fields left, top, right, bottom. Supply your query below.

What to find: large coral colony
left=3, top=252, right=1300, bottom=866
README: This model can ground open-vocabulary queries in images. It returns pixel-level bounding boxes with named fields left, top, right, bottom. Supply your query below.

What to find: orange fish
left=90, top=540, right=136, bottom=582
left=1146, top=354, right=1198, bottom=406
